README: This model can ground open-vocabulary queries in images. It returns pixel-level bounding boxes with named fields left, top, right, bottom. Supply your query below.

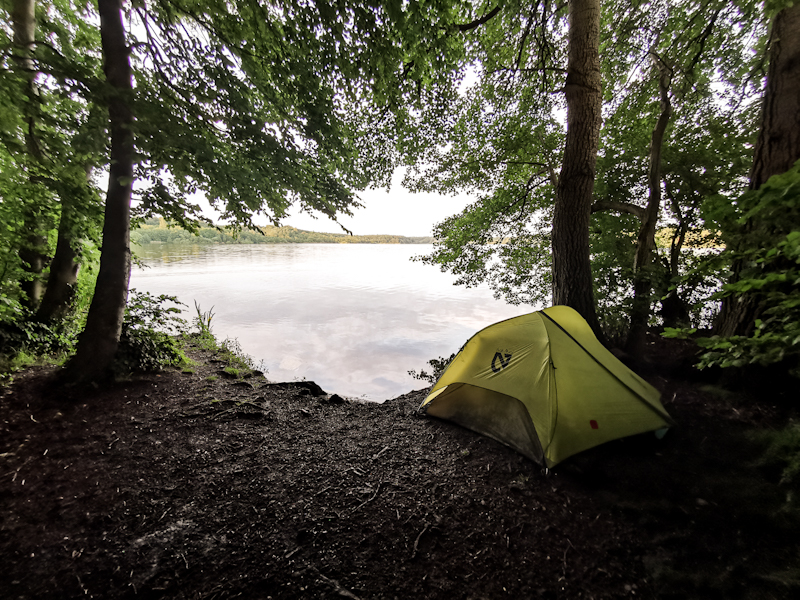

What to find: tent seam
left=543, top=354, right=558, bottom=467
left=539, top=311, right=676, bottom=426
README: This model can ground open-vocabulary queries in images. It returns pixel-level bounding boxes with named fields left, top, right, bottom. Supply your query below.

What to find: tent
left=420, top=306, right=675, bottom=467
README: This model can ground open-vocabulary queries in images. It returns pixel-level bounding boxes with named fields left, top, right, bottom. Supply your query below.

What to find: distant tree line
left=131, top=219, right=434, bottom=246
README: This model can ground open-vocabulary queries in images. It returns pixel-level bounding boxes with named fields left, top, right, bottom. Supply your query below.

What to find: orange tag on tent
left=590, top=420, right=599, bottom=429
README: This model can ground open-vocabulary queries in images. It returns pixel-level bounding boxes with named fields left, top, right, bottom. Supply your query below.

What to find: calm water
left=130, top=243, right=530, bottom=400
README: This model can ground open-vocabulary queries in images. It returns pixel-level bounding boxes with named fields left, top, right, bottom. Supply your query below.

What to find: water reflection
left=131, top=243, right=530, bottom=400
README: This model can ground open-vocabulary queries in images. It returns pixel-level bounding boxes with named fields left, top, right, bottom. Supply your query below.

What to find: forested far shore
left=132, top=218, right=720, bottom=249
left=131, top=218, right=435, bottom=245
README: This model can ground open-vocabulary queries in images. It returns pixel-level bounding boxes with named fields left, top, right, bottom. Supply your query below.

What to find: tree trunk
left=552, top=0, right=603, bottom=339
left=11, top=0, right=48, bottom=310
left=36, top=193, right=80, bottom=323
left=64, top=0, right=133, bottom=382
left=748, top=5, right=800, bottom=190
left=715, top=4, right=800, bottom=337
left=18, top=231, right=47, bottom=310
left=626, top=57, right=672, bottom=354
left=659, top=182, right=691, bottom=328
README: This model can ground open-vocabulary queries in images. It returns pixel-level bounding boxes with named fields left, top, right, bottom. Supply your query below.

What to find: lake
left=130, top=243, right=531, bottom=401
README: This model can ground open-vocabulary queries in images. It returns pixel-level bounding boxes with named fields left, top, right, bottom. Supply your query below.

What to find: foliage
left=690, top=163, right=800, bottom=376
left=0, top=317, right=73, bottom=381
left=223, top=366, right=240, bottom=378
left=193, top=300, right=215, bottom=338
left=126, top=0, right=482, bottom=230
left=215, top=337, right=260, bottom=374
left=0, top=1, right=782, bottom=382
left=115, top=290, right=188, bottom=373
left=409, top=0, right=764, bottom=337
left=4, top=0, right=487, bottom=381
left=0, top=240, right=101, bottom=380
left=0, top=0, right=107, bottom=296
left=753, top=422, right=800, bottom=488
left=409, top=353, right=457, bottom=385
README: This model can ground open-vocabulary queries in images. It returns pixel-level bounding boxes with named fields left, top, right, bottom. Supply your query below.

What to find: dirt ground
left=1, top=334, right=798, bottom=600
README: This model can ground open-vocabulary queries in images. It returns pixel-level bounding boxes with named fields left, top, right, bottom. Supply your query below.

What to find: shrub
left=409, top=353, right=457, bottom=385
left=753, top=423, right=800, bottom=488
left=667, top=162, right=800, bottom=378
left=115, top=290, right=188, bottom=373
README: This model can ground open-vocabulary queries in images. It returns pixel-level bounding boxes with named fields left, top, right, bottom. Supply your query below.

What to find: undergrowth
left=189, top=302, right=263, bottom=377
left=115, top=290, right=188, bottom=374
left=752, top=422, right=800, bottom=491
left=0, top=305, right=87, bottom=381
left=1, top=292, right=262, bottom=382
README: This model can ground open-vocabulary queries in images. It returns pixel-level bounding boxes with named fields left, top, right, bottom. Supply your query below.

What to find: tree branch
left=515, top=10, right=534, bottom=70
left=590, top=200, right=645, bottom=220
left=456, top=6, right=502, bottom=32
left=487, top=65, right=567, bottom=76
left=685, top=7, right=721, bottom=76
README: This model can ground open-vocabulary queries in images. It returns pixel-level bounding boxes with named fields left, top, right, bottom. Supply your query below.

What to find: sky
left=199, top=169, right=476, bottom=238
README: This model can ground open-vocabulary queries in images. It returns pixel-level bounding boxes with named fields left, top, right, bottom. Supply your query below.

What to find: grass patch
left=0, top=350, right=62, bottom=384
left=189, top=303, right=266, bottom=380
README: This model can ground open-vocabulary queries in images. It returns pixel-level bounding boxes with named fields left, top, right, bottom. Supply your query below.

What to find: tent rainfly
left=420, top=306, right=675, bottom=467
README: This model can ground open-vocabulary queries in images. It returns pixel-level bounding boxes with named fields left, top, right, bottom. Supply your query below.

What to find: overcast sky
left=205, top=169, right=476, bottom=238
left=283, top=185, right=472, bottom=238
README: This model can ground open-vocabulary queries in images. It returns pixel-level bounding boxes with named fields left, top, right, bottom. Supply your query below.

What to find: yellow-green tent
left=421, top=306, right=675, bottom=467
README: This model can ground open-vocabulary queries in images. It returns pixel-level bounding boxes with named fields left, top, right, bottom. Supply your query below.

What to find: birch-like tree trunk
left=11, top=0, right=48, bottom=310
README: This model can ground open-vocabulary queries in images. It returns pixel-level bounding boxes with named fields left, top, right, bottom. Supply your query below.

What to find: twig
left=411, top=523, right=430, bottom=560
left=315, top=485, right=333, bottom=497
left=344, top=467, right=366, bottom=477
left=354, top=481, right=382, bottom=511
left=563, top=539, right=579, bottom=575
left=371, top=445, right=390, bottom=461
left=76, top=575, right=88, bottom=595
left=317, top=574, right=362, bottom=600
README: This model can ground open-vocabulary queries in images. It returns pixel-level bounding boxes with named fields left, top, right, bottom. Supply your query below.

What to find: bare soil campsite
left=1, top=334, right=797, bottom=600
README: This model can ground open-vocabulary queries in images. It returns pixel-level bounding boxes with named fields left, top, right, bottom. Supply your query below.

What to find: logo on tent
left=491, top=352, right=512, bottom=373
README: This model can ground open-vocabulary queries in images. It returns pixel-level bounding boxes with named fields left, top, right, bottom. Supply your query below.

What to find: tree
left=60, top=0, right=480, bottom=379
left=1, top=0, right=106, bottom=328
left=63, top=0, right=134, bottom=381
left=748, top=3, right=800, bottom=189
left=414, top=0, right=763, bottom=345
left=34, top=2, right=107, bottom=323
left=551, top=0, right=603, bottom=335
left=9, top=0, right=48, bottom=310
left=688, top=3, right=800, bottom=378
left=716, top=2, right=800, bottom=338
left=590, top=0, right=764, bottom=350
